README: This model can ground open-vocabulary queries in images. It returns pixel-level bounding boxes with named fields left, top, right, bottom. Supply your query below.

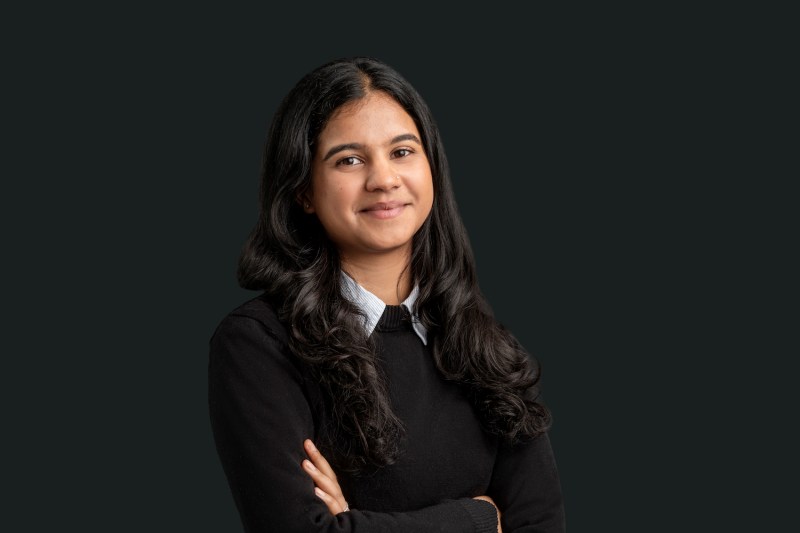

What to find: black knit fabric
left=378, top=303, right=407, bottom=329
left=209, top=293, right=565, bottom=532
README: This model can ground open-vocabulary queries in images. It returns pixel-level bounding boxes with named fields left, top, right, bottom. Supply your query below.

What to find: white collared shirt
left=340, top=272, right=428, bottom=345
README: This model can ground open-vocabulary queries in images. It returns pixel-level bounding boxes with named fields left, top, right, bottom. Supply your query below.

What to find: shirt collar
left=340, top=272, right=428, bottom=345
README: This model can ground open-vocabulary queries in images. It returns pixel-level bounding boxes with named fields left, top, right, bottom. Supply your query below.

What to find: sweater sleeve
left=486, top=433, right=566, bottom=533
left=208, top=313, right=498, bottom=533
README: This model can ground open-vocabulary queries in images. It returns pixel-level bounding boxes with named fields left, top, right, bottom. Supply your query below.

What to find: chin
left=363, top=239, right=414, bottom=254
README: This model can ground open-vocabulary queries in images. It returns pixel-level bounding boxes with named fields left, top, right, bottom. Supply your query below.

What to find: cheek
left=418, top=172, right=435, bottom=203
left=416, top=176, right=435, bottom=220
left=316, top=181, right=358, bottom=219
left=312, top=174, right=346, bottom=202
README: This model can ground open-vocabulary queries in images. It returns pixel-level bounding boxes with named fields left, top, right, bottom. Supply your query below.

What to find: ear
left=296, top=192, right=315, bottom=214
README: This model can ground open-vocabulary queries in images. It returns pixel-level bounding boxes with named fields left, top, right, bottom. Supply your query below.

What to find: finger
left=314, top=487, right=344, bottom=515
left=303, top=440, right=348, bottom=510
left=304, top=439, right=338, bottom=481
left=302, top=459, right=343, bottom=498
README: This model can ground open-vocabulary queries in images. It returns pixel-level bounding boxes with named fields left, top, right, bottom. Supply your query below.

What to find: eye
left=392, top=147, right=414, bottom=158
left=336, top=155, right=363, bottom=167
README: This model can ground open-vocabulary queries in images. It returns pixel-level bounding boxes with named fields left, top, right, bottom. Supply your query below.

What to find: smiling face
left=305, top=92, right=434, bottom=264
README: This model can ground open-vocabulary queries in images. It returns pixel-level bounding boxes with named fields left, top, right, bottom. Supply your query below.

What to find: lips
left=361, top=201, right=408, bottom=212
left=360, top=201, right=409, bottom=219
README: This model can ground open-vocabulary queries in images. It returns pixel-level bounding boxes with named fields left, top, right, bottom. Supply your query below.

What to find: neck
left=341, top=249, right=412, bottom=305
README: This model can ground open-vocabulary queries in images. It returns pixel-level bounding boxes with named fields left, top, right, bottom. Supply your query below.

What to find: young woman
left=209, top=56, right=565, bottom=533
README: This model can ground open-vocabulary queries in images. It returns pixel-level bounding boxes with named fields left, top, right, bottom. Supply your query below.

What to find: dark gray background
left=6, top=5, right=784, bottom=532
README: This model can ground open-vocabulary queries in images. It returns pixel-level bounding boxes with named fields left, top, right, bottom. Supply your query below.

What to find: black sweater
left=208, top=294, right=565, bottom=532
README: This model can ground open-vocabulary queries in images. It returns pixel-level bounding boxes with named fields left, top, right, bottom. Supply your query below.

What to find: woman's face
left=306, top=92, right=434, bottom=263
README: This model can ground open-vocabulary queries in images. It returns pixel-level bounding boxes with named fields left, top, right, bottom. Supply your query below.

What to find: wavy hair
left=238, top=56, right=550, bottom=473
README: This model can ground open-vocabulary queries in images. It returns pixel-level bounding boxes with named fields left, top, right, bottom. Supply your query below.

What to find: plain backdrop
left=5, top=4, right=787, bottom=532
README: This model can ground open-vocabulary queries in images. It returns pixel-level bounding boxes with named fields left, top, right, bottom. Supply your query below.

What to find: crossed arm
left=301, top=438, right=502, bottom=532
left=209, top=313, right=563, bottom=532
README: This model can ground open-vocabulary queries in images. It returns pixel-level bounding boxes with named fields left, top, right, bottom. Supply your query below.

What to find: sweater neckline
left=376, top=305, right=410, bottom=331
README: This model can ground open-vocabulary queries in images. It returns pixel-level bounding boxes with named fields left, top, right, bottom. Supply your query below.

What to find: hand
left=302, top=439, right=350, bottom=515
left=473, top=495, right=502, bottom=533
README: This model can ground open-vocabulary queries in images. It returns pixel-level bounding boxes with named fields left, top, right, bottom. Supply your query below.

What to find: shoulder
left=209, top=293, right=310, bottom=381
left=210, top=292, right=289, bottom=347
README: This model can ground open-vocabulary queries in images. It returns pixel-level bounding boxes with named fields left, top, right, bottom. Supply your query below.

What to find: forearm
left=212, top=404, right=497, bottom=533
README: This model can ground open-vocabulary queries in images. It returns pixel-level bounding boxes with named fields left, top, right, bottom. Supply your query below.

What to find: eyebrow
left=321, top=133, right=422, bottom=161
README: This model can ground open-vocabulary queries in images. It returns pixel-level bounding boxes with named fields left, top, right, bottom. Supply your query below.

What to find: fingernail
left=304, top=460, right=316, bottom=471
left=306, top=440, right=316, bottom=451
left=315, top=487, right=324, bottom=497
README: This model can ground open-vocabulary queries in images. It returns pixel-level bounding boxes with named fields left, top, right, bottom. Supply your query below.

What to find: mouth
left=360, top=201, right=409, bottom=219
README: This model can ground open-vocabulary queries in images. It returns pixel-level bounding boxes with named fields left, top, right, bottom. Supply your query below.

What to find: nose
left=365, top=158, right=400, bottom=192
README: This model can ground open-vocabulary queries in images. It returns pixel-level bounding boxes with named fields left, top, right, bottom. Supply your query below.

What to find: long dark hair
left=239, top=56, right=550, bottom=473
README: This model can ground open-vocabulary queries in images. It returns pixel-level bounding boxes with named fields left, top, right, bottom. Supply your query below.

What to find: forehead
left=319, top=92, right=420, bottom=143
